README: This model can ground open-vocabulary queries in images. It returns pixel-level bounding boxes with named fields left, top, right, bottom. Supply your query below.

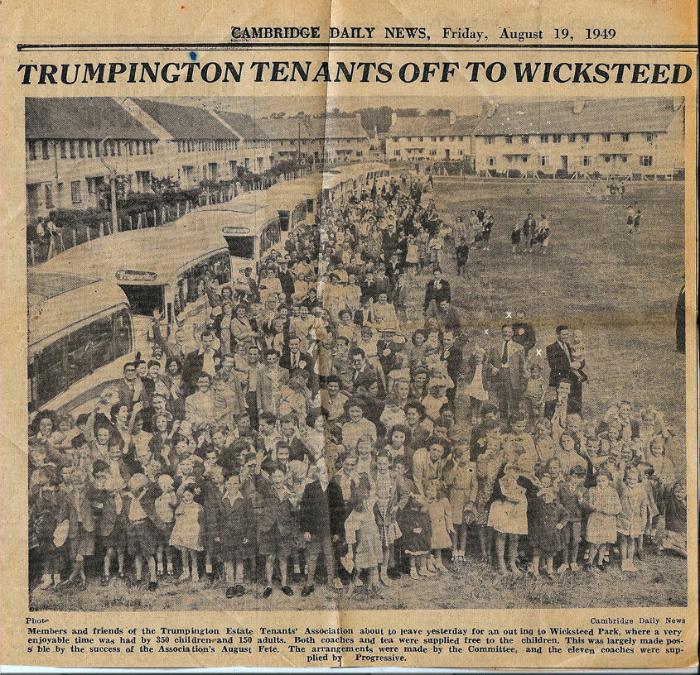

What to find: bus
left=28, top=270, right=134, bottom=414
left=39, top=222, right=232, bottom=342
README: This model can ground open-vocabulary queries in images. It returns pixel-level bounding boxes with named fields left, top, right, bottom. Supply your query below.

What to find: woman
left=230, top=304, right=256, bottom=346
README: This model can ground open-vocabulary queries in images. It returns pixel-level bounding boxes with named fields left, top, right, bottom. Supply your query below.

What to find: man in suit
left=280, top=335, right=315, bottom=377
left=182, top=331, right=220, bottom=395
left=349, top=347, right=379, bottom=391
left=546, top=325, right=583, bottom=415
left=511, top=311, right=537, bottom=358
left=423, top=267, right=451, bottom=313
left=488, top=325, right=526, bottom=421
left=257, top=349, right=290, bottom=417
left=441, top=330, right=463, bottom=406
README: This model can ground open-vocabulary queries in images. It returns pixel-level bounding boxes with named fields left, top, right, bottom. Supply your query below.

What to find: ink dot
left=189, top=51, right=198, bottom=61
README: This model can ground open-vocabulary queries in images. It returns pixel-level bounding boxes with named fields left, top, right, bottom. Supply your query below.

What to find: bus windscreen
left=225, top=235, right=255, bottom=259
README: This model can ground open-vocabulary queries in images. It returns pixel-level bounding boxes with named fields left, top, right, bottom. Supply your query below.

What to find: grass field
left=30, top=178, right=688, bottom=611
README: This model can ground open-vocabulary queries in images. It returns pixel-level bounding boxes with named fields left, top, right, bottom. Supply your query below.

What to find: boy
left=456, top=237, right=469, bottom=277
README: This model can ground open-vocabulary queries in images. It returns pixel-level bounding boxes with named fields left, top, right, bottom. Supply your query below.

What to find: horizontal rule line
left=15, top=42, right=700, bottom=52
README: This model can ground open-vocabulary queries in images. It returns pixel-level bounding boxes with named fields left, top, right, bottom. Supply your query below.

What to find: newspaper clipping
left=0, top=0, right=697, bottom=670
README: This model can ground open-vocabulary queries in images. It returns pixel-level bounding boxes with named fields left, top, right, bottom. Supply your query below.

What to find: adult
left=423, top=267, right=451, bottom=313
left=511, top=311, right=536, bottom=358
left=546, top=325, right=584, bottom=415
left=487, top=325, right=526, bottom=421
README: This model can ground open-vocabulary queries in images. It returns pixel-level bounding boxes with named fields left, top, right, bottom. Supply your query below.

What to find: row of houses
left=26, top=96, right=685, bottom=223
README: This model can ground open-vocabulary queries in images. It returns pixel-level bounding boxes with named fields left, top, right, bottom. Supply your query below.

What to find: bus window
left=66, top=325, right=93, bottom=384
left=90, top=316, right=116, bottom=371
left=211, top=252, right=231, bottom=284
left=306, top=198, right=314, bottom=214
left=278, top=211, right=290, bottom=232
left=36, top=340, right=66, bottom=406
left=118, top=284, right=164, bottom=317
left=226, top=235, right=255, bottom=259
left=113, top=309, right=132, bottom=357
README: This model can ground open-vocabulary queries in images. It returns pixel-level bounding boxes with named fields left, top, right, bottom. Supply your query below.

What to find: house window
left=539, top=155, right=549, bottom=166
left=78, top=140, right=86, bottom=158
left=394, top=150, right=400, bottom=156
left=640, top=155, right=653, bottom=167
left=28, top=141, right=37, bottom=160
left=70, top=180, right=82, bottom=204
left=621, top=156, right=628, bottom=163
left=646, top=133, right=655, bottom=142
left=540, top=135, right=549, bottom=143
left=582, top=156, right=592, bottom=167
left=621, top=133, right=630, bottom=142
left=602, top=133, right=611, bottom=142
left=487, top=157, right=496, bottom=166
left=553, top=134, right=561, bottom=143
left=95, top=141, right=100, bottom=158
left=69, top=141, right=77, bottom=159
left=505, top=136, right=513, bottom=144
left=485, top=137, right=494, bottom=145
left=430, top=150, right=437, bottom=156
left=603, top=155, right=611, bottom=163
left=42, top=141, right=50, bottom=160
left=568, top=134, right=576, bottom=142
left=521, top=136, right=529, bottom=144
left=60, top=141, right=67, bottom=159
left=582, top=134, right=590, bottom=143
left=86, top=141, right=92, bottom=158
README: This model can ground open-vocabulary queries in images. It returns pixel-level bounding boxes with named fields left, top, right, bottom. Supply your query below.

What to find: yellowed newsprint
left=0, top=0, right=697, bottom=670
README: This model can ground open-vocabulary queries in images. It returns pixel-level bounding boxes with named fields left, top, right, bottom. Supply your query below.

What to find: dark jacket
left=299, top=480, right=346, bottom=538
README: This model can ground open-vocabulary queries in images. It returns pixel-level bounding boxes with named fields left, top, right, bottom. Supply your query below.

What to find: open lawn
left=30, top=178, right=689, bottom=611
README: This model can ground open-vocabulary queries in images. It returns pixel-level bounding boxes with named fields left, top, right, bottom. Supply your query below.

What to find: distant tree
left=395, top=108, right=419, bottom=117
left=427, top=108, right=452, bottom=116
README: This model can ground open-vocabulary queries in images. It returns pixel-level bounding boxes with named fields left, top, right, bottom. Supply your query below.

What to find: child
left=124, top=473, right=159, bottom=591
left=29, top=470, right=65, bottom=589
left=463, top=346, right=489, bottom=423
left=398, top=495, right=432, bottom=579
left=557, top=465, right=587, bottom=572
left=424, top=481, right=453, bottom=573
left=488, top=463, right=527, bottom=576
left=91, top=461, right=127, bottom=585
left=510, top=221, right=522, bottom=254
left=372, top=453, right=401, bottom=586
left=257, top=464, right=296, bottom=598
left=443, top=448, right=477, bottom=562
left=474, top=437, right=503, bottom=562
left=527, top=473, right=569, bottom=578
left=221, top=472, right=255, bottom=598
left=170, top=484, right=204, bottom=583
left=344, top=485, right=384, bottom=596
left=582, top=470, right=621, bottom=572
left=656, top=480, right=687, bottom=558
left=455, top=237, right=469, bottom=277
left=617, top=465, right=650, bottom=571
left=202, top=464, right=226, bottom=581
left=524, top=360, right=546, bottom=424
left=154, top=474, right=177, bottom=577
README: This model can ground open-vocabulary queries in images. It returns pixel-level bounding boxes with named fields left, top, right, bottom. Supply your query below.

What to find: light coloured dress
left=584, top=484, right=622, bottom=544
left=445, top=462, right=477, bottom=526
left=169, top=501, right=203, bottom=551
left=488, top=477, right=528, bottom=535
left=426, top=497, right=453, bottom=549
left=345, top=509, right=383, bottom=570
left=374, top=472, right=401, bottom=548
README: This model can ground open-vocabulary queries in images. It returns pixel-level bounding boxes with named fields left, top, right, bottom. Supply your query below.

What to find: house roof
left=259, top=115, right=368, bottom=141
left=473, top=98, right=682, bottom=136
left=388, top=114, right=479, bottom=138
left=131, top=98, right=237, bottom=140
left=26, top=97, right=157, bottom=141
left=216, top=111, right=269, bottom=141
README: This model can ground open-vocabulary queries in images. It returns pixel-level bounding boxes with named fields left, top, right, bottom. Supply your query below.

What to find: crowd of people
left=28, top=171, right=686, bottom=603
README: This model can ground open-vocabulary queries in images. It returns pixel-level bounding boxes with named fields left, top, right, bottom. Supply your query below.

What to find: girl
left=656, top=480, right=687, bottom=558
left=463, top=346, right=489, bottom=423
left=488, top=463, right=528, bottom=576
left=344, top=485, right=384, bottom=596
left=444, top=448, right=478, bottom=563
left=170, top=484, right=204, bottom=583
left=557, top=465, right=587, bottom=573
left=581, top=470, right=621, bottom=572
left=524, top=360, right=546, bottom=424
left=91, top=462, right=127, bottom=585
left=617, top=465, right=650, bottom=572
left=398, top=495, right=432, bottom=579
left=474, top=437, right=503, bottom=563
left=373, top=453, right=401, bottom=586
left=202, top=465, right=226, bottom=581
left=526, top=473, right=569, bottom=578
left=355, top=435, right=376, bottom=485
left=424, top=481, right=453, bottom=573
left=154, top=474, right=177, bottom=577
left=221, top=472, right=255, bottom=598
left=510, top=221, right=522, bottom=254
left=29, top=470, right=65, bottom=589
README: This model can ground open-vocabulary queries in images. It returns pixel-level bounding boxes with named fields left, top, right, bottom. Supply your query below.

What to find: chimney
left=573, top=100, right=585, bottom=114
left=672, top=97, right=684, bottom=111
left=484, top=101, right=498, bottom=118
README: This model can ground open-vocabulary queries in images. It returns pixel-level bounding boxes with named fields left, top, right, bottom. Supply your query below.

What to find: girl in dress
left=463, top=346, right=489, bottom=423
left=581, top=470, right=621, bottom=571
left=474, top=437, right=503, bottom=562
left=124, top=473, right=159, bottom=591
left=91, top=461, right=127, bottom=585
left=170, top=485, right=204, bottom=583
left=444, top=447, right=478, bottom=563
left=424, top=481, right=453, bottom=573
left=398, top=494, right=432, bottom=579
left=526, top=473, right=569, bottom=578
left=154, top=474, right=176, bottom=577
left=617, top=465, right=651, bottom=572
left=488, top=463, right=528, bottom=576
left=344, top=485, right=384, bottom=596
left=373, top=453, right=401, bottom=586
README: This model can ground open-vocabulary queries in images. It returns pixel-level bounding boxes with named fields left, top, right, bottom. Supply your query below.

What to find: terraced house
left=25, top=97, right=158, bottom=223
left=473, top=97, right=685, bottom=177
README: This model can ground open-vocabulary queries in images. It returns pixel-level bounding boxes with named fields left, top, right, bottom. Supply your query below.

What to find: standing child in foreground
left=221, top=472, right=255, bottom=598
left=373, top=453, right=401, bottom=586
left=581, top=470, right=621, bottom=572
left=424, top=481, right=453, bottom=572
left=170, top=484, right=204, bottom=583
left=444, top=448, right=477, bottom=562
left=617, top=465, right=650, bottom=572
left=124, top=473, right=159, bottom=591
left=344, top=485, right=384, bottom=596
left=656, top=480, right=687, bottom=558
left=557, top=465, right=587, bottom=572
left=455, top=237, right=470, bottom=277
left=398, top=495, right=432, bottom=579
left=154, top=474, right=177, bottom=577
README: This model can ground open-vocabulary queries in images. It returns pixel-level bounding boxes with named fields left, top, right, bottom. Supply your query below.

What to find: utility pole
left=297, top=117, right=301, bottom=167
left=99, top=136, right=120, bottom=234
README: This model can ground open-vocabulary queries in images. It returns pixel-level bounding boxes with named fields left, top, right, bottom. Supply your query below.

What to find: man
left=511, top=311, right=536, bottom=358
left=349, top=348, right=377, bottom=391
left=441, top=331, right=463, bottom=406
left=280, top=335, right=315, bottom=377
left=488, top=325, right=526, bottom=421
left=546, top=325, right=583, bottom=415
left=151, top=310, right=188, bottom=364
left=423, top=267, right=451, bottom=313
left=242, top=344, right=262, bottom=428
left=522, top=212, right=537, bottom=251
left=428, top=298, right=461, bottom=332
left=182, top=331, right=220, bottom=395
left=116, top=361, right=144, bottom=407
left=212, top=354, right=247, bottom=423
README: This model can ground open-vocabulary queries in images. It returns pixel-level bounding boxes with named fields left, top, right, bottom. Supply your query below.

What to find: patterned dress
left=374, top=472, right=401, bottom=548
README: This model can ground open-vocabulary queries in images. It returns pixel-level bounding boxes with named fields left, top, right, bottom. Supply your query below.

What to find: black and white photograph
left=25, top=94, right=687, bottom=612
